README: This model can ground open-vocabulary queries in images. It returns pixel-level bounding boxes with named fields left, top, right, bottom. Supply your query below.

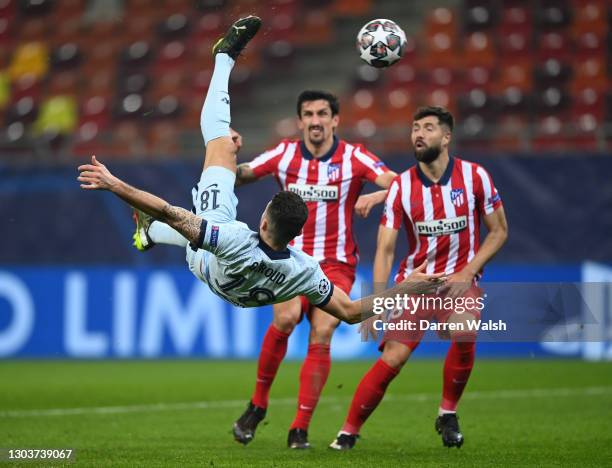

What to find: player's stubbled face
left=298, top=100, right=338, bottom=146
left=412, top=116, right=445, bottom=164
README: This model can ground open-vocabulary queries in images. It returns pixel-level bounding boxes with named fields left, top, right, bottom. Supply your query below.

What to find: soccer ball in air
left=356, top=18, right=407, bottom=68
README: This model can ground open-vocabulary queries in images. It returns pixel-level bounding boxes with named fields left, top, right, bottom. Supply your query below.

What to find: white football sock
left=148, top=221, right=188, bottom=247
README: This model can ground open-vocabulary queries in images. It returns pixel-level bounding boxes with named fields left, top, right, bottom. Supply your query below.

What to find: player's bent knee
left=203, top=136, right=237, bottom=171
left=308, top=325, right=335, bottom=345
left=272, top=303, right=301, bottom=334
left=206, top=135, right=235, bottom=151
left=273, top=317, right=297, bottom=334
left=308, top=309, right=340, bottom=344
left=381, top=341, right=412, bottom=369
left=446, top=311, right=478, bottom=343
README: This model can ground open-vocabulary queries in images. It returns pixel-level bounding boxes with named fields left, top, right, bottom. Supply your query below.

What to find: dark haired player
left=329, top=106, right=508, bottom=450
left=229, top=89, right=396, bottom=448
left=77, top=19, right=444, bottom=344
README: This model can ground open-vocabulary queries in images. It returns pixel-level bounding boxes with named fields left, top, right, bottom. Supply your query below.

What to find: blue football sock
left=200, top=53, right=235, bottom=145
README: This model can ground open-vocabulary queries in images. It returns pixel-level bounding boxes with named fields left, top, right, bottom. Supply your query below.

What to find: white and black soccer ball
left=356, top=18, right=407, bottom=68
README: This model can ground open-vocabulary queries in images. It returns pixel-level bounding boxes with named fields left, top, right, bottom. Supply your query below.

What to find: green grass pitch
left=1, top=359, right=611, bottom=467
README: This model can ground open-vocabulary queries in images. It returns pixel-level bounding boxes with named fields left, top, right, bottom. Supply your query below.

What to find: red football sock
left=251, top=324, right=290, bottom=408
left=290, top=344, right=331, bottom=430
left=440, top=341, right=475, bottom=412
left=341, top=359, right=399, bottom=434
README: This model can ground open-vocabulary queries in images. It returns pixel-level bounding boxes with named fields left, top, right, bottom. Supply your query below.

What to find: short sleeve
left=474, top=165, right=502, bottom=215
left=352, top=145, right=390, bottom=182
left=248, top=141, right=286, bottom=178
left=301, top=264, right=335, bottom=308
left=191, top=220, right=252, bottom=260
left=380, top=177, right=403, bottom=229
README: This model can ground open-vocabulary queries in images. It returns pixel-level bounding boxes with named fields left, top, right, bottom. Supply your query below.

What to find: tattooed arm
left=158, top=205, right=202, bottom=245
left=78, top=155, right=203, bottom=245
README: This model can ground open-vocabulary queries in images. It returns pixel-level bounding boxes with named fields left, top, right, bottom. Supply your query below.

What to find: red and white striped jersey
left=248, top=137, right=390, bottom=267
left=381, top=156, right=502, bottom=281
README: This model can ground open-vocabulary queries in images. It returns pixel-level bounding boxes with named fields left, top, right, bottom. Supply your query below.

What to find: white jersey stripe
left=290, top=152, right=310, bottom=251
left=312, top=161, right=329, bottom=261
left=354, top=147, right=385, bottom=176
left=384, top=180, right=400, bottom=228
left=248, top=142, right=286, bottom=170
left=462, top=161, right=476, bottom=263
left=277, top=142, right=297, bottom=188
left=476, top=166, right=495, bottom=215
left=421, top=184, right=436, bottom=274
left=440, top=184, right=459, bottom=275
left=400, top=172, right=417, bottom=272
left=336, top=144, right=354, bottom=263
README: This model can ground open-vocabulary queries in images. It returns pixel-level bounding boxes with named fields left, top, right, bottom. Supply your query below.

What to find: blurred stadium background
left=1, top=0, right=611, bottom=464
left=2, top=0, right=612, bottom=156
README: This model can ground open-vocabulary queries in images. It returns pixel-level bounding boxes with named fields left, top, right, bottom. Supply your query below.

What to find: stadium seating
left=335, top=0, right=611, bottom=153
left=463, top=0, right=496, bottom=32
left=297, top=9, right=333, bottom=45
left=0, top=0, right=610, bottom=157
left=425, top=7, right=457, bottom=37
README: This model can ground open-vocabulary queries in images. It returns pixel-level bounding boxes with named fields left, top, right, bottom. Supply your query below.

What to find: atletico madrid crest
left=451, top=188, right=464, bottom=207
left=327, top=163, right=341, bottom=182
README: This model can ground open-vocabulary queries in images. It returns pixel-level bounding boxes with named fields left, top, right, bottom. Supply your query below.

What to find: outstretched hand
left=354, top=190, right=386, bottom=218
left=359, top=315, right=380, bottom=341
left=77, top=155, right=118, bottom=191
left=359, top=262, right=446, bottom=340
left=403, top=261, right=447, bottom=295
left=437, top=268, right=475, bottom=299
left=354, top=192, right=378, bottom=218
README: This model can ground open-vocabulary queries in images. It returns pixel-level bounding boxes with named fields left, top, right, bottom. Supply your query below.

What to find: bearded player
left=229, top=90, right=396, bottom=449
left=329, top=106, right=508, bottom=450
